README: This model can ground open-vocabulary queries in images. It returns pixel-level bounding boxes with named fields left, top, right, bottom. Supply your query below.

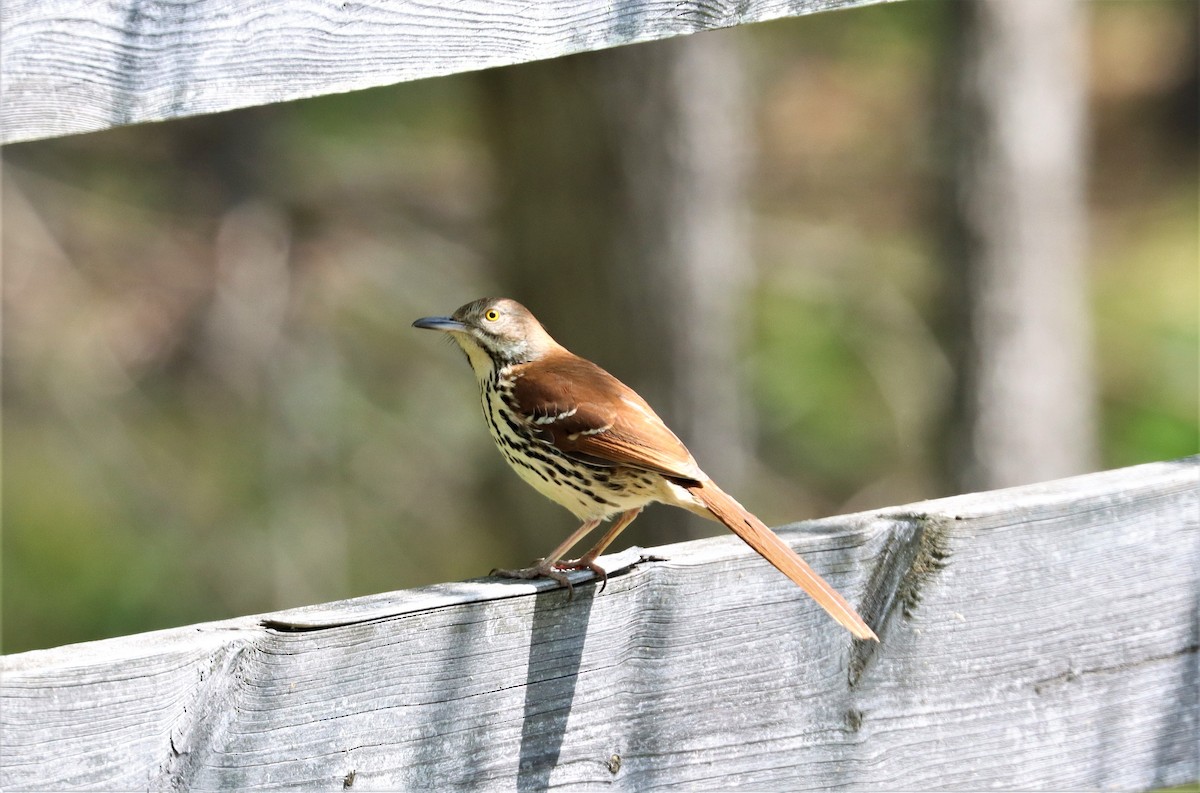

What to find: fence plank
left=0, top=0, right=888, bottom=145
left=2, top=458, right=1197, bottom=790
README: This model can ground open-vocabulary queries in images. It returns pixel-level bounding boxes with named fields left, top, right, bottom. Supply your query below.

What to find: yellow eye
left=484, top=309, right=500, bottom=321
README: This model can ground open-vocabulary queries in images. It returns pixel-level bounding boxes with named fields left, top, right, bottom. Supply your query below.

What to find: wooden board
left=2, top=458, right=1197, bottom=790
left=0, top=0, right=888, bottom=144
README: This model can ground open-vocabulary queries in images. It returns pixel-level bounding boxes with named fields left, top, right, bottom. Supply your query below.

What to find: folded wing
left=509, top=351, right=703, bottom=485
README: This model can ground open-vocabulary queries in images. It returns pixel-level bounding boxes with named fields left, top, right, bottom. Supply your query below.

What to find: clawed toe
left=555, top=557, right=609, bottom=593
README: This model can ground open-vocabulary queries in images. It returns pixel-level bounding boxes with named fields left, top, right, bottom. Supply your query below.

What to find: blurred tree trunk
left=479, top=32, right=753, bottom=551
left=937, top=0, right=1097, bottom=493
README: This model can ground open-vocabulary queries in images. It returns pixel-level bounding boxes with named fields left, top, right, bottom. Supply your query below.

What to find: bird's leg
left=492, top=518, right=603, bottom=596
left=554, top=508, right=643, bottom=593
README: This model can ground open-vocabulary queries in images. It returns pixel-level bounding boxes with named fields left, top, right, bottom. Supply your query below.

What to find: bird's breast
left=479, top=373, right=664, bottom=520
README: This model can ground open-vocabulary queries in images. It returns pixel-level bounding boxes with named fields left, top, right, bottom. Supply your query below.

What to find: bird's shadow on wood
left=515, top=584, right=595, bottom=791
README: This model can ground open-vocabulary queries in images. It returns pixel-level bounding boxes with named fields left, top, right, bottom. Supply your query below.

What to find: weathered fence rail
left=0, top=0, right=888, bottom=145
left=2, top=458, right=1197, bottom=790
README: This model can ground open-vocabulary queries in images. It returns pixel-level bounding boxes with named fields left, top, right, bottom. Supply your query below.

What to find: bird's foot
left=491, top=560, right=576, bottom=597
left=491, top=556, right=609, bottom=598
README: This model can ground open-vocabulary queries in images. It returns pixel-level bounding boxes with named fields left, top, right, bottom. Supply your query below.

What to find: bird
left=413, top=297, right=877, bottom=640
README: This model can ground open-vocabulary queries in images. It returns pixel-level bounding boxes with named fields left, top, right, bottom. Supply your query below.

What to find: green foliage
left=1094, top=185, right=1199, bottom=467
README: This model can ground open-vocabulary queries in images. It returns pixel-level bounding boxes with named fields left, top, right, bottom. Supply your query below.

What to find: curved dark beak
left=412, top=316, right=467, bottom=333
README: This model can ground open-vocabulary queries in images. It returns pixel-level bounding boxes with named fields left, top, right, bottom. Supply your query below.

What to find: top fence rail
left=0, top=0, right=887, bottom=145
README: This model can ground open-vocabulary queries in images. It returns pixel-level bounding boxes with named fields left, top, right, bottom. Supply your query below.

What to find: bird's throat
left=449, top=334, right=501, bottom=384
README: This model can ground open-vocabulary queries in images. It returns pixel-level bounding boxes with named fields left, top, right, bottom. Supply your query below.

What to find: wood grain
left=2, top=458, right=1197, bottom=790
left=0, top=0, right=887, bottom=144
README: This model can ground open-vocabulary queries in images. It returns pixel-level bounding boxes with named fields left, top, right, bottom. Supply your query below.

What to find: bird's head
left=413, top=297, right=558, bottom=375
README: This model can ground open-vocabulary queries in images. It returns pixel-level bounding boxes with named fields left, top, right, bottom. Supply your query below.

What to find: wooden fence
left=2, top=458, right=1197, bottom=790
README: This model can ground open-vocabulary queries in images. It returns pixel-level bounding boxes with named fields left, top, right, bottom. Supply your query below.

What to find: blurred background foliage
left=3, top=0, right=1196, bottom=653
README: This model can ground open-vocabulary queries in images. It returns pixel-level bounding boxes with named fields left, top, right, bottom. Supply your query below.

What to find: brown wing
left=509, top=351, right=703, bottom=485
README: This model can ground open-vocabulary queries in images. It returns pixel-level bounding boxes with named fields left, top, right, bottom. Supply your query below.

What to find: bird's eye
left=484, top=309, right=500, bottom=322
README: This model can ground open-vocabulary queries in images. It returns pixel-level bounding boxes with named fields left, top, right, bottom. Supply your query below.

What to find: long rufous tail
left=687, top=482, right=878, bottom=641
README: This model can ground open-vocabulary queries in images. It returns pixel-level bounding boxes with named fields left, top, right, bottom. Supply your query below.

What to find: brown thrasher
left=413, top=297, right=877, bottom=640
